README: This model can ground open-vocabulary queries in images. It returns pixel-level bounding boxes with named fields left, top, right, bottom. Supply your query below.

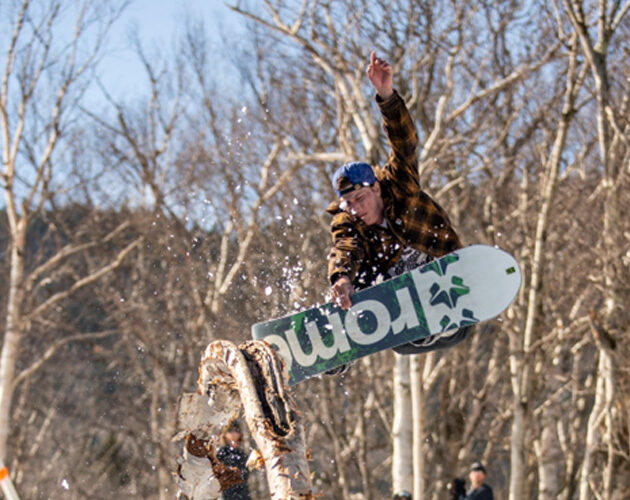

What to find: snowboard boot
left=324, top=361, right=354, bottom=376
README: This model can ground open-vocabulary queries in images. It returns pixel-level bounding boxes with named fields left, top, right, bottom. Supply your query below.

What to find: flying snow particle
left=265, top=286, right=273, bottom=296
left=60, top=479, right=69, bottom=490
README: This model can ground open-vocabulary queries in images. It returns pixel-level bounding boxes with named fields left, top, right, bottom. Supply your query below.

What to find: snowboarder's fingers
left=367, top=52, right=383, bottom=74
left=367, top=58, right=375, bottom=76
left=372, top=54, right=389, bottom=68
left=340, top=293, right=352, bottom=309
left=333, top=291, right=352, bottom=310
left=331, top=284, right=345, bottom=301
left=331, top=278, right=353, bottom=309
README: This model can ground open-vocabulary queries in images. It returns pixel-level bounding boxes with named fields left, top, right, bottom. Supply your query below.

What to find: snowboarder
left=326, top=52, right=471, bottom=369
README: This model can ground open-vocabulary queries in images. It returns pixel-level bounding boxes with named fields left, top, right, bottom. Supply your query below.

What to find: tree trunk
left=534, top=409, right=562, bottom=500
left=578, top=351, right=614, bottom=500
left=0, top=223, right=26, bottom=465
left=391, top=353, right=413, bottom=496
left=175, top=340, right=314, bottom=500
left=579, top=313, right=618, bottom=500
left=410, top=355, right=426, bottom=499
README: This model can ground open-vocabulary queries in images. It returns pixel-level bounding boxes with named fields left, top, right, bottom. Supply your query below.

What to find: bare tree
left=560, top=1, right=630, bottom=498
left=0, top=0, right=133, bottom=495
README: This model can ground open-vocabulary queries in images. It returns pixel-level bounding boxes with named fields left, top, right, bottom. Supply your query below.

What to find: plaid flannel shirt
left=327, top=90, right=462, bottom=288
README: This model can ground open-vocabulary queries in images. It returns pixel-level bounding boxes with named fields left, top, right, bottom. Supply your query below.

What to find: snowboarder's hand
left=367, top=52, right=393, bottom=99
left=331, top=275, right=354, bottom=310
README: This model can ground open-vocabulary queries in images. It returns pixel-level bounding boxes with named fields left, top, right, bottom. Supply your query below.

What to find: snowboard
left=252, top=244, right=521, bottom=385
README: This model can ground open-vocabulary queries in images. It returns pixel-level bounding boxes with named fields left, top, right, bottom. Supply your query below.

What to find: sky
left=95, top=0, right=246, bottom=98
left=0, top=1, right=251, bottom=210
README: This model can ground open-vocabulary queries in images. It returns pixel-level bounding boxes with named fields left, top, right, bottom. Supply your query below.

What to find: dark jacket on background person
left=465, top=483, right=494, bottom=500
left=217, top=445, right=250, bottom=500
left=326, top=90, right=462, bottom=290
left=448, top=477, right=467, bottom=499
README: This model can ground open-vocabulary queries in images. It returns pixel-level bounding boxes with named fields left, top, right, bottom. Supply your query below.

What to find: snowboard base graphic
left=252, top=245, right=521, bottom=385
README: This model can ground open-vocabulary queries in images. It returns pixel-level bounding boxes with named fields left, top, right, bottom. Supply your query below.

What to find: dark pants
left=392, top=325, right=473, bottom=355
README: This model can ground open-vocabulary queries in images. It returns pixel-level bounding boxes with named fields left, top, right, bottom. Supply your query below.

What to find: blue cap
left=332, top=162, right=377, bottom=197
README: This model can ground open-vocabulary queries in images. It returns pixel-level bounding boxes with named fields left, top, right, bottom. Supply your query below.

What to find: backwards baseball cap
left=332, top=162, right=377, bottom=197
left=469, top=462, right=486, bottom=473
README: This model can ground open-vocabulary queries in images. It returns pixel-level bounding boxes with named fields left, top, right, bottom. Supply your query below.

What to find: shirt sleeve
left=327, top=211, right=365, bottom=284
left=376, top=90, right=420, bottom=194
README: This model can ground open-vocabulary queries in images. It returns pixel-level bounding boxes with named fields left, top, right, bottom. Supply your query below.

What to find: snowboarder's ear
left=371, top=181, right=381, bottom=197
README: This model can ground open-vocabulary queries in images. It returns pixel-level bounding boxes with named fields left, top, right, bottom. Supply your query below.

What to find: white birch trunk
left=579, top=313, right=617, bottom=500
left=410, top=355, right=426, bottom=499
left=391, top=353, right=413, bottom=496
left=578, top=351, right=614, bottom=500
left=534, top=412, right=562, bottom=500
left=0, top=223, right=26, bottom=465
left=175, top=340, right=313, bottom=500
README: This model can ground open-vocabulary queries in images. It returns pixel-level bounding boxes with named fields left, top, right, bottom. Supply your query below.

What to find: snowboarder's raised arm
left=368, top=52, right=420, bottom=192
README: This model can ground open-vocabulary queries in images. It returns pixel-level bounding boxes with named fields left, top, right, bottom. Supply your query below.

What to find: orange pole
left=0, top=461, right=20, bottom=500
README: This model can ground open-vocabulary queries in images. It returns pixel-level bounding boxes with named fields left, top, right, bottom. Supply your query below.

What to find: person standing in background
left=465, top=462, right=493, bottom=500
left=217, top=422, right=251, bottom=500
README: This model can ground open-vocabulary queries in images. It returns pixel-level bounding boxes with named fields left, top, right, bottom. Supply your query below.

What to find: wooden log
left=174, top=340, right=314, bottom=500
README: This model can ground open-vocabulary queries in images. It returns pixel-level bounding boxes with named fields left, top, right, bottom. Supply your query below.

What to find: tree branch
left=26, top=237, right=141, bottom=320
left=12, top=329, right=119, bottom=389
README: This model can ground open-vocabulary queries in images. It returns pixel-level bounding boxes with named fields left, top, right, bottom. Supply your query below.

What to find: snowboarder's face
left=339, top=183, right=384, bottom=226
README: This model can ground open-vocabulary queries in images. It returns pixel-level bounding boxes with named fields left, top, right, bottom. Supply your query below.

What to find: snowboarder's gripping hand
left=331, top=274, right=354, bottom=310
left=367, top=51, right=393, bottom=99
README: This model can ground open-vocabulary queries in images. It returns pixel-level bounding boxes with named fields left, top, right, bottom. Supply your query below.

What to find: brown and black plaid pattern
left=327, top=90, right=462, bottom=287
